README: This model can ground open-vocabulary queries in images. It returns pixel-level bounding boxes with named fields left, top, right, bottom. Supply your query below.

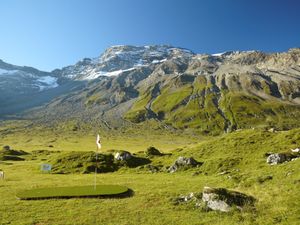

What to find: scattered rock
left=114, top=151, right=132, bottom=161
left=266, top=152, right=299, bottom=165
left=172, top=192, right=202, bottom=205
left=168, top=156, right=202, bottom=173
left=268, top=128, right=276, bottom=133
left=291, top=148, right=300, bottom=153
left=202, top=187, right=255, bottom=212
left=145, top=146, right=163, bottom=156
left=114, top=151, right=151, bottom=168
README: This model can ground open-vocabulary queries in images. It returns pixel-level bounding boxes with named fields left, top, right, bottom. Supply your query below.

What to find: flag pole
left=94, top=134, right=101, bottom=190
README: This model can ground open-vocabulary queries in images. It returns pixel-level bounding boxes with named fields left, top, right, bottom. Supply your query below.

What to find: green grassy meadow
left=0, top=121, right=300, bottom=225
left=0, top=120, right=200, bottom=153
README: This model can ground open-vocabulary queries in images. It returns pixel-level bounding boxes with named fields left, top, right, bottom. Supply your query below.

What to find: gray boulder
left=168, top=156, right=201, bottom=173
left=202, top=187, right=255, bottom=212
left=266, top=153, right=298, bottom=165
left=291, top=148, right=300, bottom=153
left=114, top=151, right=132, bottom=161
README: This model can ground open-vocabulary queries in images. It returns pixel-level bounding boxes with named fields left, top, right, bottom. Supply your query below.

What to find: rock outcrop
left=291, top=148, right=300, bottom=153
left=114, top=151, right=132, bottom=161
left=173, top=186, right=256, bottom=212
left=202, top=187, right=256, bottom=212
left=266, top=152, right=299, bottom=165
left=168, top=156, right=201, bottom=173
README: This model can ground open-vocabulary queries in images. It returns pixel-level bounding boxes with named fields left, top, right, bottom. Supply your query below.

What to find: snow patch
left=0, top=68, right=19, bottom=75
left=152, top=59, right=167, bottom=64
left=36, top=76, right=59, bottom=91
left=212, top=52, right=226, bottom=56
left=84, top=67, right=136, bottom=80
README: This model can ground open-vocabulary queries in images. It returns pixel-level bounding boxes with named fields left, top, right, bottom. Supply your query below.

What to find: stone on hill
left=114, top=151, right=132, bottom=161
left=268, top=128, right=276, bottom=133
left=114, top=151, right=151, bottom=168
left=168, top=156, right=201, bottom=173
left=266, top=152, right=299, bottom=165
left=202, top=187, right=255, bottom=212
left=291, top=148, right=300, bottom=153
left=172, top=192, right=198, bottom=205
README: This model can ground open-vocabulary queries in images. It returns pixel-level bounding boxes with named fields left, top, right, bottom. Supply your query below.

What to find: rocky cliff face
left=2, top=45, right=300, bottom=133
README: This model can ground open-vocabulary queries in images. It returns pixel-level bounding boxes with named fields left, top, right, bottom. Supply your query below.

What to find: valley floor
left=0, top=124, right=300, bottom=225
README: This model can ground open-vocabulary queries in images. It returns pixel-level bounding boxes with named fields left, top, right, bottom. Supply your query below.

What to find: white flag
left=96, top=134, right=101, bottom=150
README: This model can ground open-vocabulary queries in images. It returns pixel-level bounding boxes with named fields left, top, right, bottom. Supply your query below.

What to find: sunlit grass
left=0, top=122, right=299, bottom=224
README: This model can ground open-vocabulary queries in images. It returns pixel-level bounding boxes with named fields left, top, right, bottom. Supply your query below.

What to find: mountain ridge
left=1, top=45, right=300, bottom=134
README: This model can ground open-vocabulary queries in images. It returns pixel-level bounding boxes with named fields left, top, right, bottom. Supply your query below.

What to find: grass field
left=0, top=123, right=300, bottom=225
left=0, top=120, right=200, bottom=152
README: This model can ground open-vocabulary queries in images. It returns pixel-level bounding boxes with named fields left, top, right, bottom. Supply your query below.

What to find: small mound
left=0, top=146, right=28, bottom=161
left=16, top=185, right=129, bottom=200
left=50, top=151, right=117, bottom=174
left=50, top=151, right=151, bottom=174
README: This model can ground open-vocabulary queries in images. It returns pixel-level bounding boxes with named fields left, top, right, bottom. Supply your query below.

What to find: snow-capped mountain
left=0, top=60, right=59, bottom=92
left=1, top=45, right=300, bottom=134
left=54, top=45, right=194, bottom=80
left=0, top=59, right=83, bottom=117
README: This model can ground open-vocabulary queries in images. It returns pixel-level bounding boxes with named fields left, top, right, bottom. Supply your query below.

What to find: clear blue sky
left=0, top=0, right=299, bottom=71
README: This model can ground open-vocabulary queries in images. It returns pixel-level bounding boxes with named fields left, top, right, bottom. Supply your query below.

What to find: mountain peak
left=58, top=45, right=195, bottom=80
left=98, top=44, right=194, bottom=63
